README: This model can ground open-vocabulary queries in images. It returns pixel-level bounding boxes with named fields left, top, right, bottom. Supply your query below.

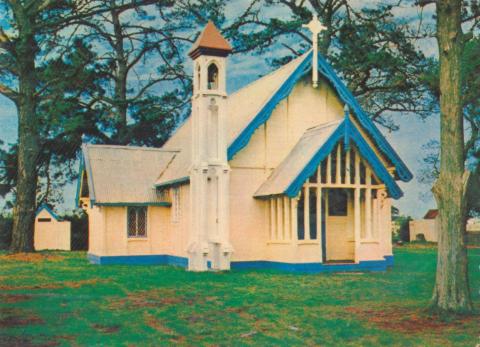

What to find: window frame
left=127, top=206, right=148, bottom=238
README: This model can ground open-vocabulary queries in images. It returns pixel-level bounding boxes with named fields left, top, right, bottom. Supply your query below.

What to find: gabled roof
left=255, top=116, right=403, bottom=199
left=80, top=144, right=177, bottom=206
left=155, top=53, right=308, bottom=187
left=228, top=50, right=412, bottom=182
left=36, top=204, right=61, bottom=221
left=157, top=49, right=411, bottom=189
left=254, top=120, right=341, bottom=197
left=188, top=21, right=232, bottom=58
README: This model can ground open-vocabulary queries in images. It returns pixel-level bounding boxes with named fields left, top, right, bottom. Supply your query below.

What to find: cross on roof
left=303, top=15, right=326, bottom=88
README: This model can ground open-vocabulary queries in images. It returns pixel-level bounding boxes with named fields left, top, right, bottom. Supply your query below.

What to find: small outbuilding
left=410, top=209, right=480, bottom=243
left=409, top=209, right=438, bottom=242
left=34, top=205, right=71, bottom=251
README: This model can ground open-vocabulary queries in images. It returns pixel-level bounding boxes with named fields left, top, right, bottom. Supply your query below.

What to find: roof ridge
left=86, top=144, right=180, bottom=153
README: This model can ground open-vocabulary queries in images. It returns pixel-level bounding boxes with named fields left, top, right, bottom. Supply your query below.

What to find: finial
left=344, top=104, right=350, bottom=115
left=303, top=14, right=327, bottom=88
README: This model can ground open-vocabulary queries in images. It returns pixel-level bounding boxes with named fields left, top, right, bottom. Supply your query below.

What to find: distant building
left=410, top=209, right=480, bottom=242
left=34, top=205, right=71, bottom=251
left=409, top=209, right=438, bottom=242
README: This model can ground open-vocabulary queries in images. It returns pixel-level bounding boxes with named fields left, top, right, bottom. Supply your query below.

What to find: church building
left=77, top=19, right=412, bottom=272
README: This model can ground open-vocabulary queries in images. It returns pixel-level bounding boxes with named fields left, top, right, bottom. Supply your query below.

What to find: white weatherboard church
left=77, top=18, right=412, bottom=272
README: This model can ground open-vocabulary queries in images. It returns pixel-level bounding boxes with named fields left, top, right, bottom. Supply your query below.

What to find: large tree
left=224, top=0, right=433, bottom=130
left=422, top=0, right=478, bottom=314
left=0, top=0, right=169, bottom=252
left=0, top=0, right=245, bottom=252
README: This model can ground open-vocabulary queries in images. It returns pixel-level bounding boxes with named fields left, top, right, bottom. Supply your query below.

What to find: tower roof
left=188, top=21, right=232, bottom=59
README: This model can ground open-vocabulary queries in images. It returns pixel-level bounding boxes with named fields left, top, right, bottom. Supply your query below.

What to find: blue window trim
left=284, top=119, right=403, bottom=199
left=227, top=50, right=412, bottom=182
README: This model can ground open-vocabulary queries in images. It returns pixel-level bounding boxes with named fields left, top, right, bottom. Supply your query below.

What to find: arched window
left=207, top=63, right=219, bottom=90
left=196, top=64, right=201, bottom=90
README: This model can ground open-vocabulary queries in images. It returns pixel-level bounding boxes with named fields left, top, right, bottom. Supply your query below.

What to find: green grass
left=0, top=246, right=479, bottom=346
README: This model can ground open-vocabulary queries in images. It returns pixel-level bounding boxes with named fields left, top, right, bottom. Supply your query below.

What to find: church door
left=325, top=189, right=355, bottom=262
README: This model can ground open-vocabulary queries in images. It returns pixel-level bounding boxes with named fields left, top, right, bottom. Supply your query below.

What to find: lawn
left=0, top=247, right=479, bottom=347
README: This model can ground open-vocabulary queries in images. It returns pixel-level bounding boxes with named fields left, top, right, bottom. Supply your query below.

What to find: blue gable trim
left=227, top=51, right=412, bottom=182
left=36, top=204, right=61, bottom=221
left=227, top=53, right=312, bottom=161
left=285, top=122, right=345, bottom=197
left=315, top=53, right=412, bottom=182
left=348, top=121, right=403, bottom=198
left=285, top=119, right=403, bottom=199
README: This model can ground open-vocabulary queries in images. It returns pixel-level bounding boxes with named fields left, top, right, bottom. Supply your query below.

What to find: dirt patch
left=110, top=288, right=195, bottom=309
left=0, top=278, right=109, bottom=291
left=92, top=323, right=121, bottom=334
left=0, top=334, right=60, bottom=347
left=345, top=306, right=477, bottom=333
left=144, top=312, right=176, bottom=335
left=0, top=308, right=44, bottom=328
left=0, top=253, right=64, bottom=263
left=0, top=293, right=32, bottom=303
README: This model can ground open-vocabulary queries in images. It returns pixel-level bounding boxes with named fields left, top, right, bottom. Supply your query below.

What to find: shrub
left=62, top=210, right=88, bottom=251
left=0, top=215, right=13, bottom=250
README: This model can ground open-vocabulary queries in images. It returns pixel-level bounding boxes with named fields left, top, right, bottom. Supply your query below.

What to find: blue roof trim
left=227, top=52, right=312, bottom=161
left=36, top=204, right=61, bottom=221
left=227, top=50, right=412, bottom=182
left=315, top=53, right=412, bottom=182
left=285, top=122, right=344, bottom=198
left=348, top=122, right=403, bottom=199
left=284, top=120, right=403, bottom=199
left=154, top=176, right=190, bottom=188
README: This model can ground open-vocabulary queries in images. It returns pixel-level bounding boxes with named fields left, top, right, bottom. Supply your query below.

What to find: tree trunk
left=111, top=7, right=129, bottom=144
left=10, top=14, right=40, bottom=253
left=431, top=0, right=472, bottom=314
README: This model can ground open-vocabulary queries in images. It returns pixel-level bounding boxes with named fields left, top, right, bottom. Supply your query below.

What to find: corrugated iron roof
left=82, top=144, right=178, bottom=204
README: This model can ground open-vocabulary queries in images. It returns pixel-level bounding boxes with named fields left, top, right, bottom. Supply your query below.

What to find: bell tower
left=187, top=21, right=233, bottom=271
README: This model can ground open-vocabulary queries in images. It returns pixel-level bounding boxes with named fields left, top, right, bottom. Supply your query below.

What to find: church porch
left=254, top=124, right=396, bottom=270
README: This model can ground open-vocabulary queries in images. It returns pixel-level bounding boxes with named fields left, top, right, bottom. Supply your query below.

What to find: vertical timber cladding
left=267, top=141, right=386, bottom=262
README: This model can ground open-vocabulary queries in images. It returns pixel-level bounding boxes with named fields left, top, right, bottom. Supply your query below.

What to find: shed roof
left=81, top=144, right=177, bottom=205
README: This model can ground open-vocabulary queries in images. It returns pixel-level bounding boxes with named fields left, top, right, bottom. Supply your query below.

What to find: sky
left=0, top=1, right=441, bottom=218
